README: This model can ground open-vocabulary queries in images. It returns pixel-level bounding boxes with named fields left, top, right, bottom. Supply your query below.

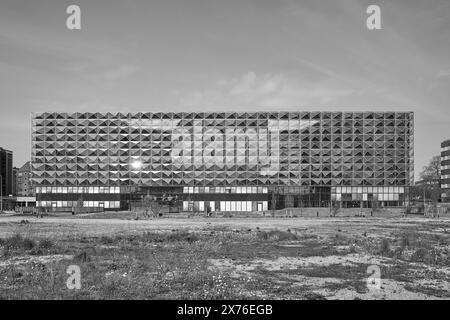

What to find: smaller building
left=15, top=196, right=37, bottom=211
left=17, top=161, right=34, bottom=197
left=441, top=139, right=450, bottom=202
left=12, top=167, right=19, bottom=196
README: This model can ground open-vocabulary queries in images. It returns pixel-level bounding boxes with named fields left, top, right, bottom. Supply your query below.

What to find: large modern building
left=12, top=167, right=18, bottom=196
left=32, top=111, right=414, bottom=212
left=0, top=147, right=14, bottom=210
left=0, top=147, right=13, bottom=196
left=441, top=139, right=450, bottom=202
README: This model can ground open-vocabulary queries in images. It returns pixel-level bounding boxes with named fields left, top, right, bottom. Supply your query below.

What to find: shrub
left=410, top=248, right=428, bottom=262
left=74, top=251, right=90, bottom=263
left=166, top=231, right=199, bottom=243
left=435, top=236, right=448, bottom=246
left=410, top=248, right=439, bottom=264
left=1, top=234, right=36, bottom=251
left=256, top=230, right=298, bottom=241
left=38, top=238, right=54, bottom=249
left=21, top=238, right=35, bottom=250
left=141, top=231, right=199, bottom=243
left=100, top=236, right=114, bottom=244
left=379, top=238, right=392, bottom=256
left=397, top=231, right=420, bottom=250
left=400, top=234, right=411, bottom=250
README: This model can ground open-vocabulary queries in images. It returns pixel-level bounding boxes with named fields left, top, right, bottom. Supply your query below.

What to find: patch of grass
left=409, top=247, right=442, bottom=265
left=381, top=262, right=417, bottom=283
left=383, top=229, right=450, bottom=266
left=38, top=238, right=54, bottom=250
left=302, top=292, right=327, bottom=300
left=1, top=218, right=449, bottom=300
left=332, top=233, right=354, bottom=246
left=288, top=264, right=367, bottom=280
left=256, top=230, right=298, bottom=241
left=399, top=233, right=412, bottom=250
left=0, top=234, right=36, bottom=251
left=404, top=284, right=450, bottom=298
left=0, top=234, right=60, bottom=257
left=139, top=231, right=200, bottom=243
left=252, top=264, right=369, bottom=297
left=100, top=236, right=114, bottom=244
left=294, top=265, right=369, bottom=295
left=166, top=231, right=200, bottom=243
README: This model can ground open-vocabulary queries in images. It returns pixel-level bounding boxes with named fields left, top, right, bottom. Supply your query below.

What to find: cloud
left=226, top=72, right=284, bottom=100
left=178, top=72, right=355, bottom=108
left=436, top=69, right=450, bottom=79
left=66, top=63, right=139, bottom=83
left=103, top=65, right=139, bottom=81
left=25, top=99, right=130, bottom=113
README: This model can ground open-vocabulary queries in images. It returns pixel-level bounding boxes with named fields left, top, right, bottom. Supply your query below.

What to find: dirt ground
left=0, top=213, right=435, bottom=236
left=0, top=213, right=449, bottom=300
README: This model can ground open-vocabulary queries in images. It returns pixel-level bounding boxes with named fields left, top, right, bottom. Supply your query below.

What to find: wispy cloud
left=66, top=63, right=139, bottom=83
left=20, top=98, right=131, bottom=115
left=436, top=69, right=450, bottom=79
left=178, top=72, right=355, bottom=108
left=103, top=65, right=139, bottom=81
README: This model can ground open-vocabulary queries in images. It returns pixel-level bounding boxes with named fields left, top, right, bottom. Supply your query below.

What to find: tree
left=142, top=194, right=162, bottom=218
left=420, top=155, right=441, bottom=184
left=371, top=198, right=381, bottom=215
left=330, top=201, right=340, bottom=217
left=419, top=155, right=442, bottom=215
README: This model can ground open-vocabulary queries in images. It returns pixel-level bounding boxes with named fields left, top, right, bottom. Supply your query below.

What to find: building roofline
left=442, top=139, right=450, bottom=147
left=0, top=147, right=13, bottom=153
left=31, top=110, right=416, bottom=116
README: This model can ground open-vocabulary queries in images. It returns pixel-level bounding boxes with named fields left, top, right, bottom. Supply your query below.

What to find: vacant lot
left=0, top=214, right=449, bottom=299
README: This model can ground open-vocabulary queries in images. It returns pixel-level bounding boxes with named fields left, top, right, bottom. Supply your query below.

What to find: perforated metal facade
left=32, top=111, right=414, bottom=210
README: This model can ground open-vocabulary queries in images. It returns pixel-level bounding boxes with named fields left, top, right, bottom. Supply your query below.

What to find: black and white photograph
left=0, top=0, right=449, bottom=305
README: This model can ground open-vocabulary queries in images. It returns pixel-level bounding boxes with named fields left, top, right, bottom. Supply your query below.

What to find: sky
left=0, top=0, right=449, bottom=180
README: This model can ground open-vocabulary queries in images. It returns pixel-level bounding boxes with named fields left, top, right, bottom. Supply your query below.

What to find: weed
left=410, top=248, right=439, bottom=264
left=303, top=292, right=327, bottom=300
left=141, top=231, right=199, bottom=243
left=378, top=238, right=392, bottom=257
left=38, top=238, right=54, bottom=249
left=100, top=236, right=114, bottom=244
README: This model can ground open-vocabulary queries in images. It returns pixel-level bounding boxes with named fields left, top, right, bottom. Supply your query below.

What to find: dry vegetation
left=0, top=215, right=449, bottom=299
